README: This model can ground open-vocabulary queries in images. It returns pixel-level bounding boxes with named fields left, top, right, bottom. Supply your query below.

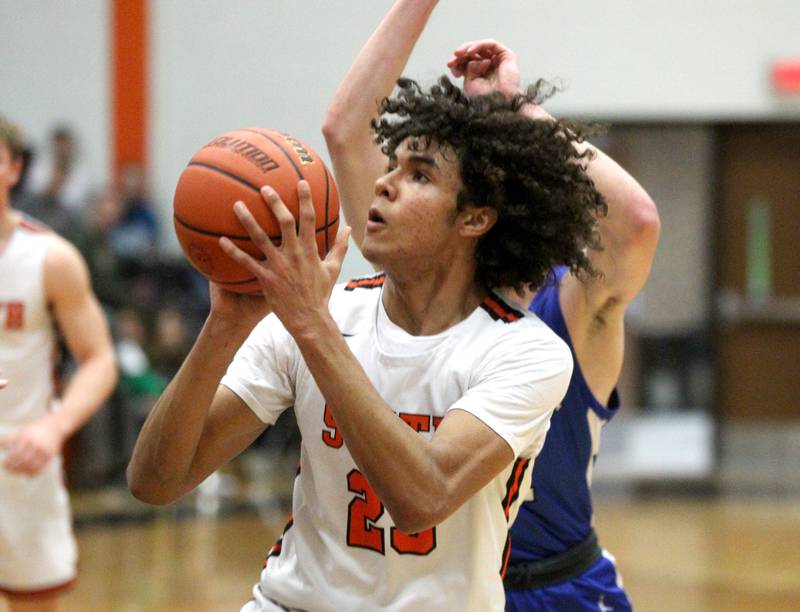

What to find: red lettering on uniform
left=398, top=413, right=430, bottom=432
left=432, top=416, right=443, bottom=430
left=322, top=403, right=343, bottom=448
left=346, top=470, right=385, bottom=554
left=4, top=302, right=25, bottom=330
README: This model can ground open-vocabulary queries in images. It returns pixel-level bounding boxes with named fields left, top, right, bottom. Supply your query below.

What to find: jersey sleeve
left=450, top=324, right=573, bottom=458
left=220, top=314, right=296, bottom=425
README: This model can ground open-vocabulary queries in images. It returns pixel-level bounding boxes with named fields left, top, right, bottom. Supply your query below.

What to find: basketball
left=172, top=128, right=340, bottom=294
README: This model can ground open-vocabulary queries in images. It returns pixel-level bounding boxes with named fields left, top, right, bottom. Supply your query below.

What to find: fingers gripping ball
left=173, top=128, right=340, bottom=294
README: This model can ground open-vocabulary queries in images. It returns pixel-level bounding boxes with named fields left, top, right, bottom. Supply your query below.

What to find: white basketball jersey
left=223, top=273, right=572, bottom=612
left=0, top=217, right=55, bottom=435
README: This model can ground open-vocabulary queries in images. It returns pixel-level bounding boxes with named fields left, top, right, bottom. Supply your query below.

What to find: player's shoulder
left=478, top=291, right=572, bottom=366
left=327, top=271, right=385, bottom=333
left=32, top=226, right=92, bottom=298
left=331, top=271, right=385, bottom=305
left=14, top=211, right=51, bottom=236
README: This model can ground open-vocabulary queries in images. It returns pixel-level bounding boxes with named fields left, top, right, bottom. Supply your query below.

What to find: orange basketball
left=172, top=128, right=340, bottom=294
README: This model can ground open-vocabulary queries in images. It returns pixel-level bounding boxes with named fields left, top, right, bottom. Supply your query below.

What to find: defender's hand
left=447, top=39, right=521, bottom=99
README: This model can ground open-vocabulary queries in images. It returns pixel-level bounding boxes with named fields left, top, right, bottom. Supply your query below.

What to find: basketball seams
left=242, top=129, right=304, bottom=180
left=176, top=165, right=338, bottom=234
left=323, top=164, right=331, bottom=252
left=174, top=213, right=280, bottom=242
left=186, top=161, right=263, bottom=194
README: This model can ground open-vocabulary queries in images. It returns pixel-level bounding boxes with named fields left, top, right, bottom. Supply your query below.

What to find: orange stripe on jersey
left=502, top=458, right=530, bottom=520
left=345, top=273, right=386, bottom=291
left=18, top=218, right=49, bottom=234
left=481, top=293, right=523, bottom=324
left=264, top=515, right=294, bottom=568
left=500, top=534, right=512, bottom=578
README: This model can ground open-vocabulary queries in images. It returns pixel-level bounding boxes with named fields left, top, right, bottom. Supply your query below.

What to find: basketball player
left=0, top=117, right=118, bottom=612
left=323, top=2, right=660, bottom=609
left=127, top=5, right=609, bottom=611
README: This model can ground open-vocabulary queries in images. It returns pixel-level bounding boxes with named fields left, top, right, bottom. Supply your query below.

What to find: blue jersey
left=509, top=267, right=620, bottom=563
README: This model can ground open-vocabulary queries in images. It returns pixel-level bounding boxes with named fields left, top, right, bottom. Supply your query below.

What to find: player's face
left=362, top=137, right=465, bottom=266
left=0, top=143, right=22, bottom=205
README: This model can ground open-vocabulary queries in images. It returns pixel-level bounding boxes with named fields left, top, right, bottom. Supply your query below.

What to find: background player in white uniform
left=323, top=1, right=660, bottom=608
left=0, top=117, right=117, bottom=612
left=126, top=6, right=607, bottom=610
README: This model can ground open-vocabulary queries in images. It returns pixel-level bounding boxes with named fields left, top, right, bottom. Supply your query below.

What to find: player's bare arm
left=451, top=40, right=660, bottom=401
left=128, top=285, right=270, bottom=505
left=220, top=182, right=516, bottom=534
left=323, top=0, right=439, bottom=248
left=1, top=235, right=117, bottom=476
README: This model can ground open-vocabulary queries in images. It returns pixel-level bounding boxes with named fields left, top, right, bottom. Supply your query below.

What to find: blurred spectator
left=77, top=187, right=128, bottom=309
left=114, top=307, right=165, bottom=399
left=115, top=163, right=159, bottom=260
left=11, top=136, right=83, bottom=243
left=149, top=306, right=193, bottom=379
left=27, top=124, right=91, bottom=213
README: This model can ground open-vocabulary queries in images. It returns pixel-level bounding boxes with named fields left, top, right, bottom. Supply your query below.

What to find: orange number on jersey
left=322, top=403, right=343, bottom=448
left=346, top=469, right=436, bottom=556
left=390, top=526, right=436, bottom=555
left=346, top=470, right=385, bottom=554
left=4, top=302, right=24, bottom=330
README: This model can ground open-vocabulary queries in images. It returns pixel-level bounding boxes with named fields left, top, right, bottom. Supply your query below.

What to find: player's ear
left=458, top=205, right=498, bottom=239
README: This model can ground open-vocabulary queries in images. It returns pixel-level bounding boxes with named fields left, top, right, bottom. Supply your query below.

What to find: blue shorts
left=505, top=551, right=632, bottom=612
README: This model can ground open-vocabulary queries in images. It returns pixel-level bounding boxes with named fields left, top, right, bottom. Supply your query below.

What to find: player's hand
left=0, top=418, right=63, bottom=476
left=219, top=181, right=350, bottom=337
left=447, top=39, right=521, bottom=98
left=207, top=282, right=272, bottom=331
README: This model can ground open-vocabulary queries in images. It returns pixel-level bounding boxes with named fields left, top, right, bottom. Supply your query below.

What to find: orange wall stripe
left=112, top=0, right=148, bottom=180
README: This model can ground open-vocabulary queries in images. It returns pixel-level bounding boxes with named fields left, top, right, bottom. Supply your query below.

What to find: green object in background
left=745, top=196, right=772, bottom=302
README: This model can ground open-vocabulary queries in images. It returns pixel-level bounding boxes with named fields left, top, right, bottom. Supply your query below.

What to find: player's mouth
left=366, top=207, right=386, bottom=232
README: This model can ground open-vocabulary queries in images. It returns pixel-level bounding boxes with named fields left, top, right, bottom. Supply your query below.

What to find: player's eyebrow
left=407, top=154, right=439, bottom=171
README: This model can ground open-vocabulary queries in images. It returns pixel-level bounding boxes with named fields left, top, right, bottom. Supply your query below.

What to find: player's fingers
left=452, top=41, right=476, bottom=57
left=261, top=186, right=298, bottom=249
left=296, top=181, right=317, bottom=249
left=219, top=236, right=268, bottom=279
left=232, top=201, right=277, bottom=256
left=447, top=56, right=466, bottom=77
left=325, top=226, right=351, bottom=273
left=467, top=59, right=492, bottom=78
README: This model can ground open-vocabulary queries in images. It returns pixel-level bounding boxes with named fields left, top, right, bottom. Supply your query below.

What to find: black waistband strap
left=503, top=529, right=603, bottom=591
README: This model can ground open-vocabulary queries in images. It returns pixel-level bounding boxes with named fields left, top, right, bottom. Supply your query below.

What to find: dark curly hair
left=371, top=76, right=607, bottom=293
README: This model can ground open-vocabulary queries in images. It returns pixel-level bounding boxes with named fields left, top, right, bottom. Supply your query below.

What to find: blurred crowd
left=12, top=123, right=211, bottom=487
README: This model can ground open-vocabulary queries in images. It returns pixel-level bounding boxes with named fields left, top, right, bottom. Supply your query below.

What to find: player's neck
left=381, top=270, right=485, bottom=336
left=0, top=206, right=17, bottom=244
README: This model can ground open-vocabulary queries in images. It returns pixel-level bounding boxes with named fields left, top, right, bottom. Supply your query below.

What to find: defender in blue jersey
left=447, top=43, right=660, bottom=611
left=322, top=2, right=660, bottom=609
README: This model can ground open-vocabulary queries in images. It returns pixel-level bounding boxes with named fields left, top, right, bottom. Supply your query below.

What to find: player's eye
left=411, top=171, right=429, bottom=183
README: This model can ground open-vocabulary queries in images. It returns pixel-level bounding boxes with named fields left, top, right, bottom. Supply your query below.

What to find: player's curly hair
left=371, top=76, right=607, bottom=293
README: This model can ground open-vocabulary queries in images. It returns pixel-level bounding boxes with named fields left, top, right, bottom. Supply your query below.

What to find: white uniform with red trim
left=0, top=217, right=77, bottom=595
left=223, top=273, right=572, bottom=612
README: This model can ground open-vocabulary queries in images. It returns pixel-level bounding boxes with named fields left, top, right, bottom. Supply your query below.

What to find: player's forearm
left=48, top=346, right=117, bottom=439
left=293, top=319, right=448, bottom=533
left=322, top=0, right=438, bottom=146
left=127, top=316, right=248, bottom=504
